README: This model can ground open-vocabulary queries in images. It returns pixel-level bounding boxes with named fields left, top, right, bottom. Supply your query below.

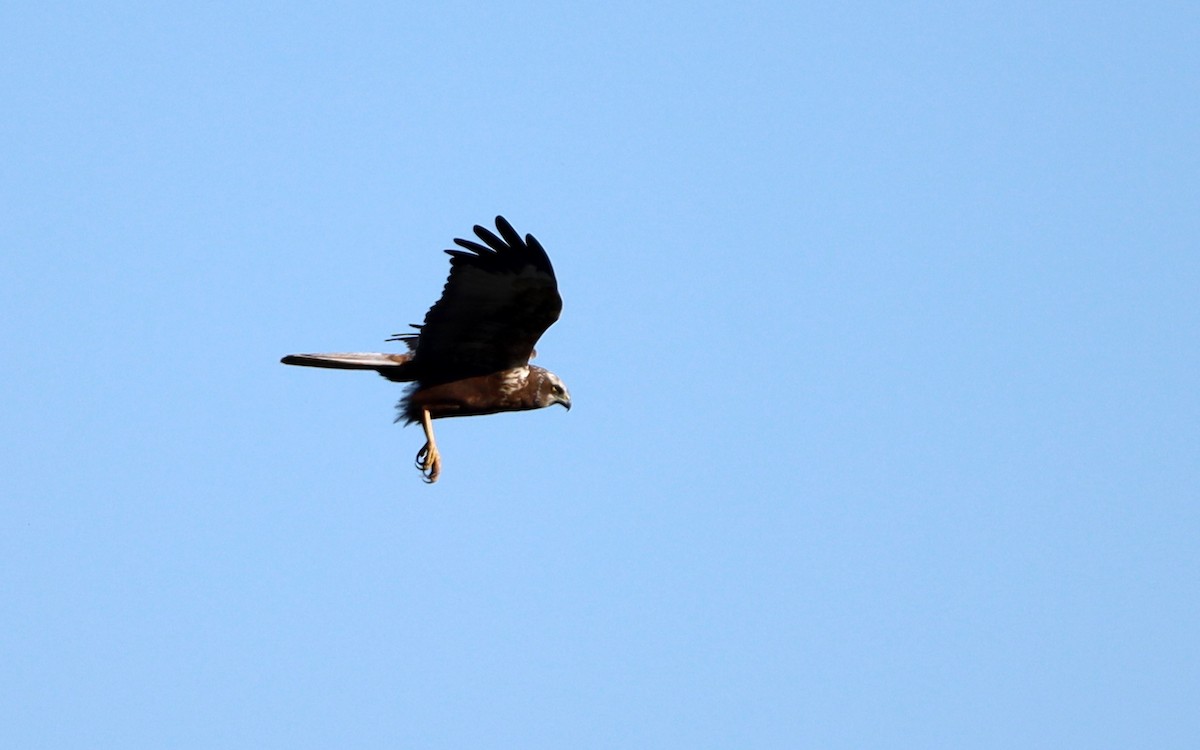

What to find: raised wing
left=409, top=216, right=561, bottom=377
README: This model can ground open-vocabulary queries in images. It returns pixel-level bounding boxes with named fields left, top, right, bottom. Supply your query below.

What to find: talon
left=415, top=441, right=441, bottom=483
left=416, top=407, right=442, bottom=483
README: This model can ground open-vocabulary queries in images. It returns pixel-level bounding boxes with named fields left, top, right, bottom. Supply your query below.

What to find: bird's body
left=281, top=216, right=570, bottom=482
left=400, top=365, right=568, bottom=422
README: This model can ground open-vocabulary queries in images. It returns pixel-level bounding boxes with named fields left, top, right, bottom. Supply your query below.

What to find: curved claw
left=415, top=441, right=441, bottom=484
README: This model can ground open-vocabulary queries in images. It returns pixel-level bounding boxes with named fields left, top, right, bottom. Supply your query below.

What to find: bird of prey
left=282, top=216, right=570, bottom=483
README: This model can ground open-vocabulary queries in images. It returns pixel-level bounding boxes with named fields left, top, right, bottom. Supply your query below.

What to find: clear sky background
left=3, top=2, right=1197, bottom=747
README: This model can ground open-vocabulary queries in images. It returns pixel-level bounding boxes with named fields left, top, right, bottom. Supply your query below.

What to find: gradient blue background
left=3, top=2, right=1197, bottom=747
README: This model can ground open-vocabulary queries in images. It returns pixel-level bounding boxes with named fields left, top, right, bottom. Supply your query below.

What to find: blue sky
left=3, top=2, right=1197, bottom=747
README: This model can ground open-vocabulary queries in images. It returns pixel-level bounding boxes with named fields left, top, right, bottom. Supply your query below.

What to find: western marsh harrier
left=282, top=216, right=570, bottom=483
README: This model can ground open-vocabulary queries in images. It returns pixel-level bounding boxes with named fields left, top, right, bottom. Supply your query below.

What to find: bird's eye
left=551, top=384, right=563, bottom=395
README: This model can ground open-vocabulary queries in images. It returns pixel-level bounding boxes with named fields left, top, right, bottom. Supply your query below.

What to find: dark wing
left=410, top=216, right=561, bottom=377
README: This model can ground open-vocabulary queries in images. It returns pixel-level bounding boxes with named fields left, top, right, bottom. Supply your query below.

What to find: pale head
left=530, top=366, right=571, bottom=411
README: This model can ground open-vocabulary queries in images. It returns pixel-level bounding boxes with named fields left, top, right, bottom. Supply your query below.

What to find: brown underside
left=402, top=371, right=543, bottom=424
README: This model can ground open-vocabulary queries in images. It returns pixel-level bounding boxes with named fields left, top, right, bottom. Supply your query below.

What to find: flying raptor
left=282, top=216, right=570, bottom=483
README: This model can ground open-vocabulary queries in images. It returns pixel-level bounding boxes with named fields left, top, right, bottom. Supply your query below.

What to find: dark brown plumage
left=281, top=216, right=570, bottom=482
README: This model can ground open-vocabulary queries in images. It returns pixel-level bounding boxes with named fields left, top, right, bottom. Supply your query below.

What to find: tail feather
left=281, top=351, right=416, bottom=382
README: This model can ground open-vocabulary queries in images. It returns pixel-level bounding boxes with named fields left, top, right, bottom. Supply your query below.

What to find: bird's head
left=533, top=369, right=571, bottom=411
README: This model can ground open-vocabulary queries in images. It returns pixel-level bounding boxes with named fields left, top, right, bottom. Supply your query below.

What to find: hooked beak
left=557, top=393, right=572, bottom=411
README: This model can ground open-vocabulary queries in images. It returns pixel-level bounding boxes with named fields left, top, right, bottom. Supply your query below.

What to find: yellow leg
left=415, top=408, right=441, bottom=483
